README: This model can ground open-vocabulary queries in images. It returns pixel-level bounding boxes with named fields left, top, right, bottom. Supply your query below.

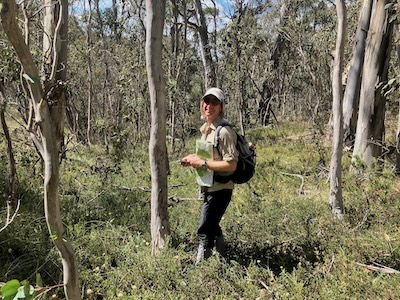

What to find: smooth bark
left=396, top=24, right=400, bottom=174
left=42, top=0, right=54, bottom=78
left=194, top=0, right=216, bottom=89
left=342, top=0, right=373, bottom=144
left=0, top=0, right=81, bottom=298
left=329, top=0, right=346, bottom=217
left=145, top=0, right=171, bottom=254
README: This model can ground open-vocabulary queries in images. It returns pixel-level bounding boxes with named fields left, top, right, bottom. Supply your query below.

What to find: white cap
left=202, top=88, right=224, bottom=103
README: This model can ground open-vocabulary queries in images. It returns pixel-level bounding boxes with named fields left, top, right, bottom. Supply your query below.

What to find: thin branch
left=258, top=279, right=270, bottom=290
left=185, top=20, right=199, bottom=29
left=326, top=254, right=335, bottom=274
left=0, top=198, right=21, bottom=233
left=351, top=209, right=370, bottom=232
left=35, top=283, right=65, bottom=299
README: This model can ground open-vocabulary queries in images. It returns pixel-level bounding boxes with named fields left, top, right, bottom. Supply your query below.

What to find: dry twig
left=356, top=262, right=400, bottom=274
left=0, top=198, right=21, bottom=233
left=282, top=172, right=305, bottom=195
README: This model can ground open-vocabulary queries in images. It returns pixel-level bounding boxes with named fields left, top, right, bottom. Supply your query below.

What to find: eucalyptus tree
left=285, top=0, right=334, bottom=123
left=67, top=0, right=151, bottom=148
left=260, top=0, right=295, bottom=126
left=397, top=25, right=400, bottom=174
left=223, top=0, right=269, bottom=133
left=352, top=0, right=394, bottom=168
left=329, top=0, right=346, bottom=217
left=145, top=0, right=171, bottom=254
left=127, top=0, right=153, bottom=142
left=165, top=0, right=192, bottom=153
left=194, top=0, right=217, bottom=89
left=0, top=0, right=81, bottom=298
left=162, top=0, right=216, bottom=153
left=234, top=1, right=249, bottom=134
left=397, top=99, right=400, bottom=173
left=243, top=0, right=336, bottom=124
left=217, top=0, right=271, bottom=129
left=85, top=0, right=94, bottom=145
left=342, top=0, right=373, bottom=145
left=220, top=0, right=251, bottom=134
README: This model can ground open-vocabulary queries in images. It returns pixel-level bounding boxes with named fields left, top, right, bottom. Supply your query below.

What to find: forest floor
left=1, top=121, right=400, bottom=299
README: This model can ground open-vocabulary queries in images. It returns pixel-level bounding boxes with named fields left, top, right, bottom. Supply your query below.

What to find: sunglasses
left=203, top=97, right=221, bottom=105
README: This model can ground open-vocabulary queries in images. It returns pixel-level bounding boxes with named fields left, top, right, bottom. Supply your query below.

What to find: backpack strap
left=214, top=124, right=230, bottom=157
left=213, top=124, right=234, bottom=184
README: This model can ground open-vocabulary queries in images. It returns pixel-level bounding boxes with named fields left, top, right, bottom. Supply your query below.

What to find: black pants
left=197, top=189, right=233, bottom=249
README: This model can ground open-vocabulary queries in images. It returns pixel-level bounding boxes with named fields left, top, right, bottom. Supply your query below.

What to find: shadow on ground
left=224, top=238, right=323, bottom=274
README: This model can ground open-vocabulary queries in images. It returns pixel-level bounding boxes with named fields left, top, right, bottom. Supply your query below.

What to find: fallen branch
left=115, top=185, right=151, bottom=192
left=282, top=172, right=305, bottom=195
left=168, top=195, right=198, bottom=202
left=356, top=262, right=400, bottom=274
left=169, top=184, right=187, bottom=188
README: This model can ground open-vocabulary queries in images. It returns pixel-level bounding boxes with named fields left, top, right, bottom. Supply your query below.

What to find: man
left=181, top=87, right=238, bottom=263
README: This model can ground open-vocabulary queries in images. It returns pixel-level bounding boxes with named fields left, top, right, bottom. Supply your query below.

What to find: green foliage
left=1, top=280, right=20, bottom=300
left=0, top=280, right=34, bottom=300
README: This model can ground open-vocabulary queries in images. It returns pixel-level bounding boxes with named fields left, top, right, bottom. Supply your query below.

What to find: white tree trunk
left=352, top=0, right=393, bottom=168
left=329, top=0, right=346, bottom=217
left=342, top=0, right=373, bottom=143
left=42, top=0, right=54, bottom=78
left=86, top=0, right=93, bottom=145
left=194, top=0, right=216, bottom=89
left=396, top=25, right=400, bottom=175
left=1, top=1, right=81, bottom=299
left=145, top=0, right=171, bottom=255
left=397, top=102, right=400, bottom=174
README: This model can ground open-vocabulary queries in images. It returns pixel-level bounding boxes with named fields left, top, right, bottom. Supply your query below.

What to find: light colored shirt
left=199, top=116, right=239, bottom=192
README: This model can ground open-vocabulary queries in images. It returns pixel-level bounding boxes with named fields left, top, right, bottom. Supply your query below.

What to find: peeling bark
left=342, top=0, right=373, bottom=145
left=352, top=0, right=394, bottom=168
left=1, top=0, right=81, bottom=298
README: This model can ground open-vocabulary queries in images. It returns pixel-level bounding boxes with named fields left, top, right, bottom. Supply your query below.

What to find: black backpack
left=214, top=124, right=256, bottom=184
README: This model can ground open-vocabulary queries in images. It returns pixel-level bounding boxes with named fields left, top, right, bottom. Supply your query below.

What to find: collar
left=200, top=116, right=228, bottom=134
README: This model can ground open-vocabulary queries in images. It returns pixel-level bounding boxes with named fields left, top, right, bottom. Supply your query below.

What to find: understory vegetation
left=1, top=121, right=400, bottom=299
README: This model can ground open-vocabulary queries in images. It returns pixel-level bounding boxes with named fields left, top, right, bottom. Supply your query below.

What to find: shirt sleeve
left=218, top=127, right=239, bottom=162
